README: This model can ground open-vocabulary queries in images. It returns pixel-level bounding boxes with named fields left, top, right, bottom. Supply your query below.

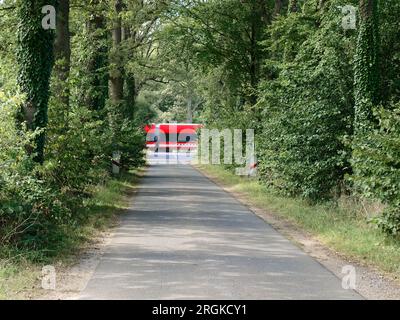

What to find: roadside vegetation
left=162, top=0, right=400, bottom=239
left=1, top=0, right=157, bottom=297
left=1, top=0, right=400, bottom=298
left=200, top=165, right=400, bottom=279
left=0, top=169, right=141, bottom=299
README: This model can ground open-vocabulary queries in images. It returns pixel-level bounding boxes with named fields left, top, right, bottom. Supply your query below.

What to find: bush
left=46, top=103, right=112, bottom=196
left=0, top=93, right=70, bottom=252
left=257, top=2, right=355, bottom=201
left=0, top=91, right=145, bottom=256
left=352, top=105, right=400, bottom=235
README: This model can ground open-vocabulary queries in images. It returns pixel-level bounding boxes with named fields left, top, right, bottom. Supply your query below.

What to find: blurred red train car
left=144, top=123, right=203, bottom=152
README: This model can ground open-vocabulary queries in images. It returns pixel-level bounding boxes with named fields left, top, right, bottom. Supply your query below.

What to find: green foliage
left=0, top=0, right=149, bottom=260
left=0, top=93, right=145, bottom=256
left=0, top=93, right=70, bottom=252
left=258, top=0, right=356, bottom=201
left=166, top=0, right=271, bottom=106
left=353, top=0, right=381, bottom=134
left=105, top=100, right=146, bottom=168
left=1, top=0, right=400, bottom=264
left=0, top=2, right=18, bottom=92
left=351, top=1, right=400, bottom=235
left=70, top=2, right=109, bottom=112
left=46, top=102, right=111, bottom=194
left=380, top=0, right=400, bottom=103
left=16, top=0, right=57, bottom=163
left=352, top=105, right=400, bottom=235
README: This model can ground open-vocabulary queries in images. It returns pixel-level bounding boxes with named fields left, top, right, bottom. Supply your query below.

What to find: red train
left=144, top=123, right=203, bottom=152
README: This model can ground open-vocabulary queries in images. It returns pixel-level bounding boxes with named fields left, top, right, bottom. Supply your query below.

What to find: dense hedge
left=352, top=106, right=400, bottom=235
left=0, top=95, right=145, bottom=258
left=196, top=0, right=400, bottom=235
left=257, top=1, right=355, bottom=201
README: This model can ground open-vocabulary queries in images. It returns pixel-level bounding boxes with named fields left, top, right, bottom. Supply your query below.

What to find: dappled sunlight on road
left=79, top=165, right=361, bottom=300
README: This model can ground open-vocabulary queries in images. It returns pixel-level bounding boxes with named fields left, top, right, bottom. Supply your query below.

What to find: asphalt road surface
left=79, top=164, right=361, bottom=300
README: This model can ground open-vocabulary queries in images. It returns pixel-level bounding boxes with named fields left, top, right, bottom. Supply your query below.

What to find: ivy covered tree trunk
left=17, top=0, right=56, bottom=163
left=354, top=0, right=381, bottom=133
left=352, top=1, right=399, bottom=235
left=54, top=0, right=71, bottom=113
left=85, top=0, right=109, bottom=112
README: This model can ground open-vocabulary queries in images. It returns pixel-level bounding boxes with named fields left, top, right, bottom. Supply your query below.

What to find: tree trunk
left=354, top=0, right=381, bottom=133
left=17, top=0, right=56, bottom=163
left=123, top=26, right=136, bottom=119
left=247, top=0, right=268, bottom=106
left=187, top=90, right=193, bottom=123
left=125, top=74, right=136, bottom=119
left=288, top=0, right=298, bottom=13
left=109, top=0, right=124, bottom=105
left=273, top=0, right=283, bottom=17
left=249, top=17, right=258, bottom=105
left=54, top=0, right=71, bottom=112
left=86, top=0, right=109, bottom=111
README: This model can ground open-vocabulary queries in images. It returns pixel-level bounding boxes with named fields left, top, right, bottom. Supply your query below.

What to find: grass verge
left=0, top=168, right=143, bottom=300
left=198, top=165, right=400, bottom=280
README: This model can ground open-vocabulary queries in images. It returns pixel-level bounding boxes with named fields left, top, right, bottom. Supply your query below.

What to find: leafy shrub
left=0, top=93, right=71, bottom=252
left=46, top=102, right=112, bottom=196
left=0, top=90, right=146, bottom=256
left=352, top=105, right=400, bottom=235
left=115, top=119, right=146, bottom=169
left=257, top=1, right=355, bottom=201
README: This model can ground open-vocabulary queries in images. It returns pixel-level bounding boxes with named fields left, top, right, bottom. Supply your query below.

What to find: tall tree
left=248, top=0, right=269, bottom=105
left=109, top=0, right=124, bottom=105
left=123, top=26, right=136, bottom=119
left=121, top=0, right=168, bottom=118
left=85, top=0, right=109, bottom=111
left=17, top=0, right=56, bottom=163
left=54, top=0, right=71, bottom=111
left=170, top=0, right=270, bottom=107
left=273, top=0, right=284, bottom=17
left=354, top=0, right=381, bottom=133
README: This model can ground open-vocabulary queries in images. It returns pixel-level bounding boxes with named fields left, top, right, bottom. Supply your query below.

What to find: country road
left=79, top=164, right=361, bottom=300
